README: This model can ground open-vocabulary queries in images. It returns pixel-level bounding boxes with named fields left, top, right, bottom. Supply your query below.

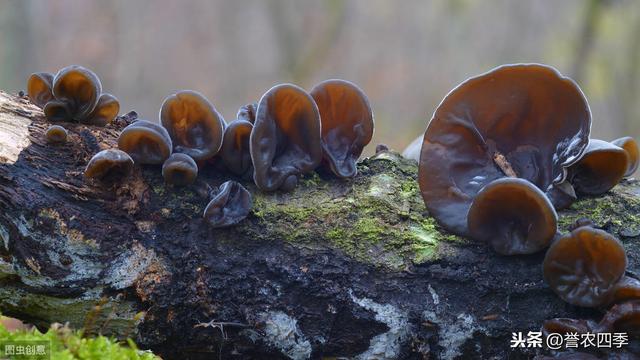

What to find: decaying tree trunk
left=1, top=91, right=639, bottom=359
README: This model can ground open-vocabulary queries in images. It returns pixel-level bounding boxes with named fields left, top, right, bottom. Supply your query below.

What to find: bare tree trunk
left=1, top=91, right=639, bottom=359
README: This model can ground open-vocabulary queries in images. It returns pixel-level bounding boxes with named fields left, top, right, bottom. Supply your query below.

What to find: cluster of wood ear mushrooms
left=417, top=64, right=640, bottom=342
left=28, top=67, right=374, bottom=228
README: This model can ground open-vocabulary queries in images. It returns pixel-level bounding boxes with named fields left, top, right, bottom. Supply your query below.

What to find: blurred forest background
left=0, top=0, right=638, bottom=158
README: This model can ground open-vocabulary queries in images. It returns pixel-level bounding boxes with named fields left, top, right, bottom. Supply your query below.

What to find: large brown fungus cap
left=612, top=136, right=639, bottom=177
left=221, top=120, right=253, bottom=176
left=203, top=180, right=252, bottom=228
left=84, top=149, right=134, bottom=183
left=118, top=120, right=172, bottom=164
left=160, top=90, right=225, bottom=161
left=467, top=177, right=557, bottom=255
left=567, top=139, right=628, bottom=195
left=250, top=84, right=322, bottom=191
left=419, top=64, right=591, bottom=236
left=47, top=65, right=102, bottom=121
left=543, top=225, right=627, bottom=308
left=310, top=79, right=374, bottom=178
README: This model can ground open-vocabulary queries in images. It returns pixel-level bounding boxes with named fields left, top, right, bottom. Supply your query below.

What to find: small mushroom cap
left=203, top=180, right=252, bottom=228
left=84, top=149, right=134, bottom=182
left=419, top=64, right=591, bottom=236
left=597, top=300, right=640, bottom=336
left=250, top=83, right=322, bottom=191
left=568, top=139, right=628, bottom=195
left=160, top=90, right=225, bottom=161
left=237, top=102, right=257, bottom=124
left=52, top=65, right=102, bottom=121
left=310, top=79, right=374, bottom=178
left=221, top=119, right=253, bottom=176
left=162, top=153, right=198, bottom=186
left=27, top=72, right=54, bottom=108
left=85, top=93, right=120, bottom=126
left=612, top=136, right=639, bottom=177
left=543, top=225, right=627, bottom=307
left=118, top=120, right=172, bottom=164
left=45, top=125, right=68, bottom=143
left=467, top=177, right=558, bottom=255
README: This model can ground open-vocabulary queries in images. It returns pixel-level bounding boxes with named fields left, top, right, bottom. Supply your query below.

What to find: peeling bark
left=1, top=91, right=639, bottom=359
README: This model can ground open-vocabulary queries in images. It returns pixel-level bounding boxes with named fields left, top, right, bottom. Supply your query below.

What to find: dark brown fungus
left=45, top=125, right=68, bottom=144
left=375, top=144, right=389, bottom=154
left=84, top=149, right=134, bottom=182
left=237, top=102, right=257, bottom=124
left=568, top=139, right=628, bottom=195
left=543, top=225, right=627, bottom=307
left=250, top=84, right=322, bottom=191
left=27, top=72, right=54, bottom=108
left=310, top=79, right=374, bottom=178
left=221, top=120, right=253, bottom=176
left=542, top=318, right=596, bottom=336
left=606, top=276, right=640, bottom=306
left=597, top=300, right=640, bottom=336
left=612, top=136, right=639, bottom=177
left=48, top=65, right=102, bottom=121
left=419, top=64, right=591, bottom=236
left=467, top=178, right=558, bottom=255
left=85, top=93, right=120, bottom=126
left=118, top=120, right=172, bottom=164
left=29, top=65, right=120, bottom=125
left=203, top=180, right=252, bottom=228
left=162, top=153, right=198, bottom=186
left=545, top=180, right=577, bottom=211
left=160, top=90, right=225, bottom=161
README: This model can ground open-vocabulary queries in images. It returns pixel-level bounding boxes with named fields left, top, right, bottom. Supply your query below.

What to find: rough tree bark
left=0, top=91, right=639, bottom=359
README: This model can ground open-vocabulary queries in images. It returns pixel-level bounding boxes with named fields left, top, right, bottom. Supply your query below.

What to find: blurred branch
left=268, top=0, right=347, bottom=84
left=571, top=0, right=607, bottom=83
left=621, top=10, right=640, bottom=135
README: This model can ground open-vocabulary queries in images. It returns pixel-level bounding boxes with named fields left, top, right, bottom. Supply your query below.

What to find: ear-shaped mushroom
left=467, top=178, right=557, bottom=255
left=27, top=72, right=54, bottom=108
left=542, top=318, right=596, bottom=336
left=118, top=120, right=172, bottom=164
left=606, top=276, right=640, bottom=306
left=543, top=225, right=627, bottom=307
left=85, top=93, right=120, bottom=126
left=597, top=300, right=640, bottom=336
left=419, top=64, right=590, bottom=236
left=160, top=90, right=225, bottom=161
left=545, top=180, right=577, bottom=211
left=567, top=139, right=628, bottom=195
left=84, top=149, right=134, bottom=182
left=45, top=125, right=68, bottom=144
left=51, top=65, right=102, bottom=121
left=612, top=136, right=639, bottom=177
left=237, top=102, right=257, bottom=124
left=162, top=153, right=198, bottom=186
left=221, top=120, right=253, bottom=176
left=203, top=180, right=252, bottom=228
left=310, top=79, right=374, bottom=178
left=250, top=84, right=322, bottom=191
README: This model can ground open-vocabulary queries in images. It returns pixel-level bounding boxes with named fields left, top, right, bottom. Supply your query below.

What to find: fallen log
left=0, top=91, right=639, bottom=359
